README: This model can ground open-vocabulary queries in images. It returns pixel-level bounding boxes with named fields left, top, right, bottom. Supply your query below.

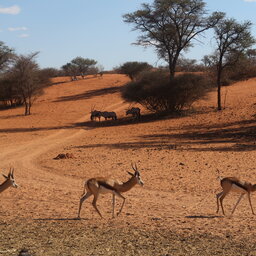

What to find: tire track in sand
left=0, top=101, right=131, bottom=219
left=0, top=101, right=129, bottom=186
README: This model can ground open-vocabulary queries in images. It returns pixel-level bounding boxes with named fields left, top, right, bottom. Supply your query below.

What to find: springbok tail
left=216, top=169, right=223, bottom=181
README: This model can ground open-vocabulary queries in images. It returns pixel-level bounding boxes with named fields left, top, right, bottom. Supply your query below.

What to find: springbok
left=126, top=107, right=141, bottom=119
left=216, top=177, right=256, bottom=215
left=0, top=168, right=18, bottom=193
left=77, top=163, right=144, bottom=219
left=100, top=111, right=117, bottom=120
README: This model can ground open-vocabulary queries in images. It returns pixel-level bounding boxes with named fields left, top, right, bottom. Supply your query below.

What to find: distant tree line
left=0, top=42, right=101, bottom=115
left=1, top=0, right=256, bottom=116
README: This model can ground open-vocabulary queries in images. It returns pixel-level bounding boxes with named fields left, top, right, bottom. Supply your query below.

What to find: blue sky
left=1, top=0, right=256, bottom=70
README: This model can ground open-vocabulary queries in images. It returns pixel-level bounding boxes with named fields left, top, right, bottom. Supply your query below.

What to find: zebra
left=126, top=107, right=141, bottom=119
left=100, top=111, right=117, bottom=120
left=90, top=110, right=102, bottom=121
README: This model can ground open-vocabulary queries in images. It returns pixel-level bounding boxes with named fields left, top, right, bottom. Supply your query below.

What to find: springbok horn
left=131, top=163, right=137, bottom=172
left=11, top=167, right=14, bottom=178
left=2, top=173, right=8, bottom=179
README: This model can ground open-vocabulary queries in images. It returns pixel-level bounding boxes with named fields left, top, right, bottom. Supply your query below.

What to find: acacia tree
left=71, top=57, right=97, bottom=78
left=0, top=75, right=23, bottom=107
left=247, top=48, right=256, bottom=64
left=123, top=0, right=223, bottom=79
left=0, top=42, right=16, bottom=106
left=0, top=41, right=14, bottom=72
left=62, top=62, right=78, bottom=80
left=118, top=61, right=152, bottom=80
left=9, top=52, right=45, bottom=115
left=205, top=17, right=255, bottom=110
left=62, top=57, right=97, bottom=80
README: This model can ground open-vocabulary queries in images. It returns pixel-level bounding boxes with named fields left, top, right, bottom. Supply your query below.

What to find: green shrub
left=122, top=70, right=212, bottom=113
left=118, top=62, right=152, bottom=81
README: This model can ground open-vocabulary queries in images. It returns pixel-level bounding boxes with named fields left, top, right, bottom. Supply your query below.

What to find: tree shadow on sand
left=75, top=118, right=256, bottom=152
left=0, top=113, right=172, bottom=133
left=139, top=119, right=256, bottom=152
left=0, top=125, right=75, bottom=133
left=54, top=85, right=121, bottom=102
left=79, top=112, right=185, bottom=128
left=1, top=104, right=255, bottom=153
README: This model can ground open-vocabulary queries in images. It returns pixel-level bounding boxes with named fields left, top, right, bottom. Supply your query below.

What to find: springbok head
left=2, top=168, right=18, bottom=188
left=127, top=163, right=144, bottom=186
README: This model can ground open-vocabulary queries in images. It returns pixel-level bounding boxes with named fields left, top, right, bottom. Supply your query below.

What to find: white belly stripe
left=231, top=184, right=247, bottom=193
left=99, top=186, right=114, bottom=194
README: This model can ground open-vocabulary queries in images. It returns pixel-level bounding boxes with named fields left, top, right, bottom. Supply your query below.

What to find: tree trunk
left=217, top=69, right=222, bottom=111
left=216, top=55, right=224, bottom=111
left=168, top=61, right=175, bottom=79
left=28, top=102, right=31, bottom=115
left=27, top=97, right=32, bottom=115
left=24, top=101, right=29, bottom=115
left=167, top=51, right=176, bottom=80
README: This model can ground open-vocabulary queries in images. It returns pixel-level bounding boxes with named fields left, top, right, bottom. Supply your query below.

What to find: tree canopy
left=0, top=41, right=14, bottom=72
left=7, top=52, right=48, bottom=115
left=62, top=57, right=97, bottom=79
left=123, top=0, right=224, bottom=79
left=118, top=61, right=152, bottom=80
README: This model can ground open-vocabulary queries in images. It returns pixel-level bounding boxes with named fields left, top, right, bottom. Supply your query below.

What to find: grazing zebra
left=90, top=110, right=102, bottom=121
left=100, top=111, right=117, bottom=120
left=126, top=107, right=141, bottom=119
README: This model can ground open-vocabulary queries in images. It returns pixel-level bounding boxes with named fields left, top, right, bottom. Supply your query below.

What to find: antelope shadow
left=34, top=217, right=84, bottom=221
left=185, top=215, right=223, bottom=219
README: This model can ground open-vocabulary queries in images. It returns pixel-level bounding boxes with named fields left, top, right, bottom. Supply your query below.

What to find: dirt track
left=0, top=74, right=256, bottom=255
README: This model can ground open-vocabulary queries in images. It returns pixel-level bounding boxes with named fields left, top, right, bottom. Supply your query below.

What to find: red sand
left=0, top=74, right=256, bottom=255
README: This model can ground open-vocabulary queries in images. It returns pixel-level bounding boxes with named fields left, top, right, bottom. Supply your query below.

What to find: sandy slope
left=0, top=74, right=256, bottom=256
